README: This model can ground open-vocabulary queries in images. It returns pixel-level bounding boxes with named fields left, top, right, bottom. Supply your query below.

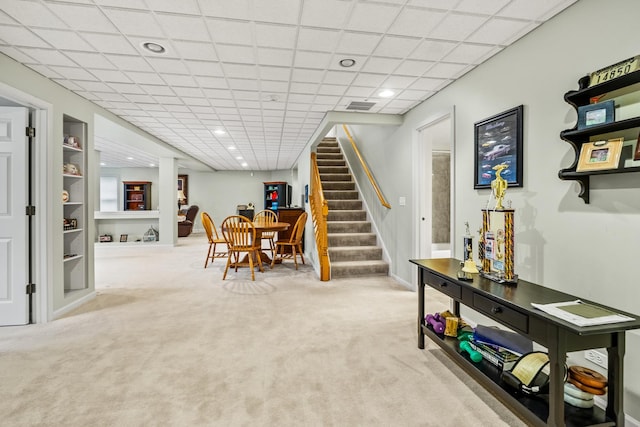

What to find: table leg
left=607, top=332, right=625, bottom=425
left=418, top=269, right=425, bottom=349
left=547, top=326, right=566, bottom=427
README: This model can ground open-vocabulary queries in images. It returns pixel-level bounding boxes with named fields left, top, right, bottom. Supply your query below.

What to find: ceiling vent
left=346, top=101, right=376, bottom=111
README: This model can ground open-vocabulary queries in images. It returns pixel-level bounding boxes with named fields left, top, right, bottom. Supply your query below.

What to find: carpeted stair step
left=317, top=146, right=341, bottom=154
left=328, top=199, right=362, bottom=210
left=323, top=181, right=355, bottom=191
left=320, top=173, right=351, bottom=181
left=330, top=260, right=389, bottom=278
left=328, top=221, right=371, bottom=233
left=329, top=246, right=383, bottom=262
left=324, top=190, right=359, bottom=200
left=317, top=159, right=346, bottom=167
left=316, top=153, right=344, bottom=161
left=318, top=166, right=349, bottom=174
left=328, top=232, right=377, bottom=246
left=328, top=210, right=366, bottom=221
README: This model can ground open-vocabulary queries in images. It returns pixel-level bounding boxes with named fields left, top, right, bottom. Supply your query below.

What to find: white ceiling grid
left=0, top=0, right=576, bottom=170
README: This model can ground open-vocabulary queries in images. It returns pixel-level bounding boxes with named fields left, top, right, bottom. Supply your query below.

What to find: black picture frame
left=177, top=174, right=188, bottom=205
left=577, top=100, right=614, bottom=130
left=474, top=105, right=524, bottom=189
left=119, top=234, right=128, bottom=242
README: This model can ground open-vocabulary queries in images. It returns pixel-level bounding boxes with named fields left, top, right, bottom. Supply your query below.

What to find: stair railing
left=310, top=152, right=330, bottom=281
left=341, top=124, right=391, bottom=209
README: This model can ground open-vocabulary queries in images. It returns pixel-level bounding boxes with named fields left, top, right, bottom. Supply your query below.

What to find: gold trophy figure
left=491, top=163, right=508, bottom=210
left=461, top=221, right=479, bottom=274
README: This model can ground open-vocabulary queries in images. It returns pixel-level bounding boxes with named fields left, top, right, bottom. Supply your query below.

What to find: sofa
left=178, top=205, right=199, bottom=237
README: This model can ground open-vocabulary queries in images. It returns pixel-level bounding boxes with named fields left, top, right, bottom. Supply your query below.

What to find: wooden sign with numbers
left=589, top=55, right=640, bottom=87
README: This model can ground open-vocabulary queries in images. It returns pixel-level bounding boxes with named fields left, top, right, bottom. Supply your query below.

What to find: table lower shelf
left=422, top=326, right=614, bottom=427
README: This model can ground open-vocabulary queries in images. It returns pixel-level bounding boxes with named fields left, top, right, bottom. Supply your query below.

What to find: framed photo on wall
left=474, top=105, right=524, bottom=189
left=177, top=174, right=189, bottom=205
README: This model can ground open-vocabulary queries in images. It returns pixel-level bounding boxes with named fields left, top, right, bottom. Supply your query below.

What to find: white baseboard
left=52, top=291, right=96, bottom=320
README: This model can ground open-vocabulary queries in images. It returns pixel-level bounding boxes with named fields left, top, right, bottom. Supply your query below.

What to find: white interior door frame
left=411, top=107, right=456, bottom=286
left=0, top=82, right=52, bottom=323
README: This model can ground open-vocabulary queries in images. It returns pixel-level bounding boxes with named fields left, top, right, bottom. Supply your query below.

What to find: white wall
left=339, top=0, right=640, bottom=417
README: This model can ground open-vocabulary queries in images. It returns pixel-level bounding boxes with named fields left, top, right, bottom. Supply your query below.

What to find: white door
left=0, top=106, right=29, bottom=326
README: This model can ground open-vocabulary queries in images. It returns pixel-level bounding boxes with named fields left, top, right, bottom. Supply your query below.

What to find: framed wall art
left=177, top=174, right=189, bottom=205
left=474, top=105, right=524, bottom=189
left=577, top=100, right=614, bottom=130
left=576, top=137, right=623, bottom=172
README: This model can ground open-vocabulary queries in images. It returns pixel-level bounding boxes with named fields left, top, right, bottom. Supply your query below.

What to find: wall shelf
left=559, top=68, right=640, bottom=203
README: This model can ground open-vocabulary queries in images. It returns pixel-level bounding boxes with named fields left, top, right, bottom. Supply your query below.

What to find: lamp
left=177, top=190, right=186, bottom=211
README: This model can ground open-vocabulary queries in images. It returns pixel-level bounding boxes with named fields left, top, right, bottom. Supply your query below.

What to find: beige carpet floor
left=0, top=233, right=526, bottom=426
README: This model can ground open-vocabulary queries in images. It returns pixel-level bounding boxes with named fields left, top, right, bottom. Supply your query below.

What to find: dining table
left=244, top=221, right=290, bottom=265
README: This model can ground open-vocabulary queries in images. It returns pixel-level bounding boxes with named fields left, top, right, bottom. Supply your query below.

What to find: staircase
left=316, top=138, right=389, bottom=278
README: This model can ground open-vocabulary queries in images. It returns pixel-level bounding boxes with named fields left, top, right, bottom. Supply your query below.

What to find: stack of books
left=467, top=340, right=520, bottom=371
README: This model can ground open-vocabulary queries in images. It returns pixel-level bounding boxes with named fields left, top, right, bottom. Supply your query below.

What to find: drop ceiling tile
left=52, top=79, right=84, bottom=92
left=26, top=64, right=62, bottom=79
left=394, top=59, right=434, bottom=76
left=258, top=66, right=291, bottom=81
left=300, top=0, right=351, bottom=29
left=346, top=2, right=400, bottom=33
left=297, top=28, right=340, bottom=52
left=429, top=13, right=488, bottom=41
left=455, top=0, right=510, bottom=15
left=444, top=43, right=496, bottom=64
left=103, top=8, right=164, bottom=37
left=319, top=84, right=348, bottom=96
left=90, top=69, right=133, bottom=83
left=294, top=51, right=332, bottom=69
left=3, top=1, right=67, bottom=28
left=289, top=93, right=316, bottom=102
left=410, top=77, right=449, bottom=91
left=31, top=28, right=93, bottom=51
left=147, top=57, right=190, bottom=74
left=361, top=56, right=400, bottom=74
left=236, top=101, right=261, bottom=109
left=396, top=89, right=431, bottom=100
left=104, top=54, right=153, bottom=71
left=20, top=47, right=73, bottom=66
left=373, top=35, right=421, bottom=58
left=322, top=70, right=356, bottom=86
left=94, top=0, right=148, bottom=9
left=351, top=73, right=386, bottom=87
left=123, top=93, right=155, bottom=103
left=424, top=62, right=469, bottom=79
left=223, top=63, right=259, bottom=79
left=46, top=3, right=117, bottom=33
left=197, top=0, right=251, bottom=20
left=73, top=80, right=114, bottom=92
left=409, top=39, right=458, bottom=61
left=252, top=0, right=301, bottom=24
left=49, top=65, right=99, bottom=81
left=107, top=82, right=145, bottom=94
left=206, top=19, right=254, bottom=46
left=141, top=84, right=176, bottom=96
left=147, top=0, right=201, bottom=14
left=254, top=23, right=297, bottom=49
left=467, top=17, right=534, bottom=45
left=172, top=40, right=218, bottom=61
left=260, top=81, right=288, bottom=93
left=228, top=78, right=259, bottom=91
left=0, top=46, right=35, bottom=64
left=126, top=71, right=166, bottom=85
left=291, top=68, right=326, bottom=83
left=155, top=13, right=210, bottom=42
left=233, top=91, right=260, bottom=101
left=0, top=26, right=49, bottom=48
left=82, top=33, right=139, bottom=55
left=186, top=61, right=224, bottom=77
left=388, top=7, right=447, bottom=38
left=336, top=31, right=381, bottom=56
left=64, top=51, right=115, bottom=70
left=406, top=0, right=453, bottom=9
left=344, top=86, right=374, bottom=97
left=256, top=47, right=293, bottom=67
left=216, top=44, right=255, bottom=64
left=381, top=75, right=417, bottom=89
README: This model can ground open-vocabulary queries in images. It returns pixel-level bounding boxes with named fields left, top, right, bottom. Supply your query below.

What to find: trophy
left=480, top=164, right=517, bottom=284
left=461, top=221, right=479, bottom=274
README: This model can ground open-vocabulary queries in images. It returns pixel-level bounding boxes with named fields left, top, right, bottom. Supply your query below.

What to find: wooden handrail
left=341, top=124, right=391, bottom=209
left=310, top=152, right=330, bottom=281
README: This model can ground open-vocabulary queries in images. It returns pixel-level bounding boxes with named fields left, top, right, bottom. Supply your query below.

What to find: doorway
left=414, top=110, right=454, bottom=263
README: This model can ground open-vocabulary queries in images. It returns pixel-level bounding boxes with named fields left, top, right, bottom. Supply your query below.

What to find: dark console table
left=410, top=258, right=640, bottom=427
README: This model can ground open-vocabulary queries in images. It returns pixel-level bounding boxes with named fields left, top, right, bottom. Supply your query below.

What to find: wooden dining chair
left=221, top=215, right=264, bottom=281
left=271, top=211, right=308, bottom=269
left=201, top=212, right=227, bottom=268
left=253, top=209, right=278, bottom=257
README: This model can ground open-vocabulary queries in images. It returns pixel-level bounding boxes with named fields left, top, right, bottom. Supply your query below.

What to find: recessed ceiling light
left=100, top=162, right=106, bottom=166
left=228, top=146, right=236, bottom=150
left=236, top=156, right=243, bottom=160
left=142, top=42, right=166, bottom=54
left=149, top=163, right=155, bottom=167
left=127, top=157, right=134, bottom=160
left=339, top=58, right=356, bottom=68
left=379, top=89, right=395, bottom=98
left=241, top=162, right=248, bottom=167
left=214, top=129, right=226, bottom=135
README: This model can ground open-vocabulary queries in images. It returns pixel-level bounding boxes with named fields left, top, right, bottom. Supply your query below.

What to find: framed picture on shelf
left=576, top=137, right=624, bottom=172
left=177, top=174, right=189, bottom=205
left=120, top=234, right=128, bottom=242
left=577, top=100, right=615, bottom=130
left=474, top=105, right=524, bottom=189
left=634, top=133, right=640, bottom=161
